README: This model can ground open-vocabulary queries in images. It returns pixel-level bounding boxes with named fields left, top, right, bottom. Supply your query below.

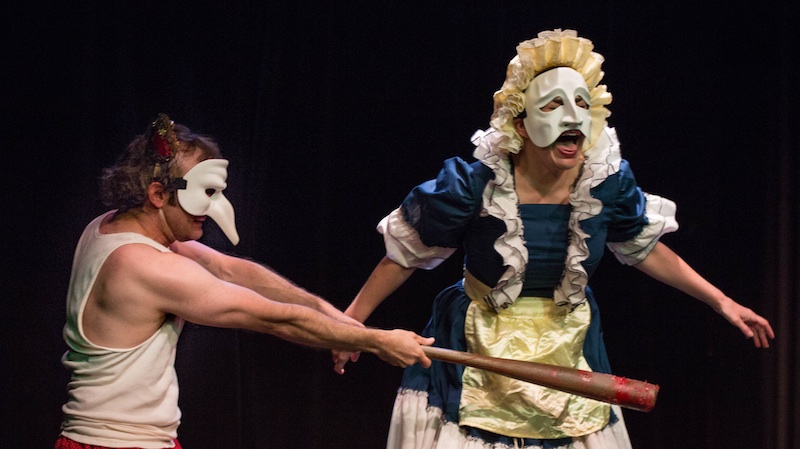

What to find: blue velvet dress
left=380, top=127, right=677, bottom=448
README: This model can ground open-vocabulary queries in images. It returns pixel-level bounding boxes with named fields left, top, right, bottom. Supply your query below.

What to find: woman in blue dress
left=333, top=29, right=774, bottom=449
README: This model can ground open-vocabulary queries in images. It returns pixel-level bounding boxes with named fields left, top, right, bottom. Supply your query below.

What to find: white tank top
left=60, top=211, right=184, bottom=448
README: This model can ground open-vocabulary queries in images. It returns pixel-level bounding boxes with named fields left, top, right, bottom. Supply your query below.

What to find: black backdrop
left=3, top=2, right=798, bottom=448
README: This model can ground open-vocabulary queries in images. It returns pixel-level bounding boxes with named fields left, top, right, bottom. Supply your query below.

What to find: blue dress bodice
left=401, top=157, right=649, bottom=295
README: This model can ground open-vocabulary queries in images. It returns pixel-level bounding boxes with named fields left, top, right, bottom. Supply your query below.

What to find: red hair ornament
left=150, top=113, right=179, bottom=161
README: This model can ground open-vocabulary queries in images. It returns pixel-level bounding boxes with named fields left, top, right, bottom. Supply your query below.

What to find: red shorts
left=54, top=435, right=182, bottom=449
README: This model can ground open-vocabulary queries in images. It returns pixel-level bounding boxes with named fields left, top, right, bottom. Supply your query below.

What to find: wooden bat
left=423, top=346, right=658, bottom=412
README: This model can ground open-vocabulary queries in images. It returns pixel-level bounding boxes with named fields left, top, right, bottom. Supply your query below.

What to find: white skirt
left=386, top=389, right=633, bottom=449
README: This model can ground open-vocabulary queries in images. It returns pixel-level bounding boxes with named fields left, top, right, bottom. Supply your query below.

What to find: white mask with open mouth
left=175, top=158, right=240, bottom=245
left=522, top=67, right=592, bottom=148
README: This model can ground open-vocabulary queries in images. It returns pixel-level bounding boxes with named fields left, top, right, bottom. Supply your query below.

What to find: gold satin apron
left=459, top=296, right=610, bottom=439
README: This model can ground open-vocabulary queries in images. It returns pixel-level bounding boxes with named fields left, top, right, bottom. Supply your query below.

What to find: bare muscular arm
left=93, top=243, right=432, bottom=368
left=169, top=240, right=359, bottom=325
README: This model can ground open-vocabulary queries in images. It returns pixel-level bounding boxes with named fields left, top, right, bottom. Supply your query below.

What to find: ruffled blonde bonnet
left=489, top=29, right=613, bottom=154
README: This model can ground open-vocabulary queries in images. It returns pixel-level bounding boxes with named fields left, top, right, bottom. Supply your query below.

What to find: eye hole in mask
left=174, top=159, right=240, bottom=245
left=522, top=67, right=592, bottom=148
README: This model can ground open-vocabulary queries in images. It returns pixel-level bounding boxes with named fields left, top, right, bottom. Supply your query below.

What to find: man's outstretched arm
left=170, top=240, right=357, bottom=324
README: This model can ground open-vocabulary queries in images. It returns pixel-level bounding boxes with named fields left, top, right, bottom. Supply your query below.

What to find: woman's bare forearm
left=345, top=256, right=416, bottom=323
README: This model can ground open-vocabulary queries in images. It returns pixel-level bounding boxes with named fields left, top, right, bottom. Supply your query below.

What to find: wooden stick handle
left=423, top=346, right=658, bottom=412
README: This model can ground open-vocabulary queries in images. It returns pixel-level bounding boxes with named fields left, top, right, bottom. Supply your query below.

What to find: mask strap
left=158, top=208, right=178, bottom=243
left=164, top=178, right=187, bottom=192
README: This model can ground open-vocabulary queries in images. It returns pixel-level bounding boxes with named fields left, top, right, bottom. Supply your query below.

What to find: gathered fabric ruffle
left=606, top=193, right=678, bottom=265
left=470, top=128, right=527, bottom=309
left=379, top=208, right=456, bottom=270
left=553, top=128, right=620, bottom=308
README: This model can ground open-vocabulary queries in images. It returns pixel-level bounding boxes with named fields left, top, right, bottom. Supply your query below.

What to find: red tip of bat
left=612, top=376, right=659, bottom=412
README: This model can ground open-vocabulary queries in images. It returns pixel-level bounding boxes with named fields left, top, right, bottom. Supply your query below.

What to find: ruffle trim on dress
left=555, top=128, right=621, bottom=308
left=387, top=388, right=632, bottom=449
left=606, top=193, right=679, bottom=265
left=378, top=208, right=456, bottom=270
left=471, top=129, right=527, bottom=310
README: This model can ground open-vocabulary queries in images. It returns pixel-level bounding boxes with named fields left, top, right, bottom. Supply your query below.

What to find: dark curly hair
left=99, top=120, right=223, bottom=213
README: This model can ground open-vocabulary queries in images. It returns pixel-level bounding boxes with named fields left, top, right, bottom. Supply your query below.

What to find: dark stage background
left=3, top=2, right=799, bottom=448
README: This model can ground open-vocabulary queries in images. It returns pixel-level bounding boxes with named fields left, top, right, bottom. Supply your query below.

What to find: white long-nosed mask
left=522, top=67, right=592, bottom=148
left=175, top=159, right=240, bottom=245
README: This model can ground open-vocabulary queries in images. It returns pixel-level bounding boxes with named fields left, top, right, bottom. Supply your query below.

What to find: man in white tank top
left=55, top=114, right=434, bottom=449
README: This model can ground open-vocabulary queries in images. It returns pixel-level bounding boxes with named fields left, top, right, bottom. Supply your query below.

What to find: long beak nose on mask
left=207, top=196, right=239, bottom=245
left=176, top=159, right=240, bottom=245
